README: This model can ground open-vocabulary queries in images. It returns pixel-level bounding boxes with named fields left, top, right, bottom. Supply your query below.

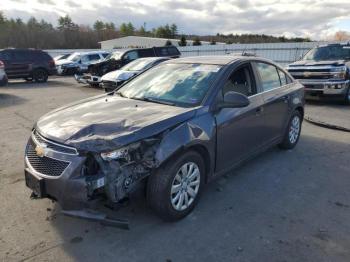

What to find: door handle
left=255, top=107, right=263, bottom=115
left=282, top=95, right=290, bottom=103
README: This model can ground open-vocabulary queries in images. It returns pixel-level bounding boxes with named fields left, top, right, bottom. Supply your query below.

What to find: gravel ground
left=0, top=78, right=350, bottom=262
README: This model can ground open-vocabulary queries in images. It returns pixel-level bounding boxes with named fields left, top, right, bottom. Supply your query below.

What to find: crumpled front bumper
left=75, top=74, right=101, bottom=85
left=24, top=133, right=91, bottom=210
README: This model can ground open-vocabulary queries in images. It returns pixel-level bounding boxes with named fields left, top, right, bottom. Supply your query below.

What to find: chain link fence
left=46, top=41, right=339, bottom=67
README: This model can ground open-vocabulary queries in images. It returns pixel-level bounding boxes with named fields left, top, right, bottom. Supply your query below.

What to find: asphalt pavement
left=0, top=78, right=349, bottom=262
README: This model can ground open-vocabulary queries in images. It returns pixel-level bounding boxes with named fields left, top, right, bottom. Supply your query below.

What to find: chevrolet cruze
left=24, top=55, right=304, bottom=221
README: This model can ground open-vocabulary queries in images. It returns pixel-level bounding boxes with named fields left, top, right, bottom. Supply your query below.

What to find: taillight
left=0, top=60, right=4, bottom=69
left=49, top=59, right=55, bottom=67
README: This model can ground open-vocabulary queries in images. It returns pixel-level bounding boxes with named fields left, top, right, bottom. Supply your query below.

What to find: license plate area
left=25, top=169, right=46, bottom=197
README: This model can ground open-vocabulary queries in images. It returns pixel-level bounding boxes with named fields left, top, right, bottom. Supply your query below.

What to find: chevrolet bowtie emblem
left=303, top=72, right=311, bottom=77
left=35, top=144, right=47, bottom=157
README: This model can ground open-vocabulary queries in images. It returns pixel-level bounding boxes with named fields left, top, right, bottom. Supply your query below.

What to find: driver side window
left=223, top=64, right=255, bottom=97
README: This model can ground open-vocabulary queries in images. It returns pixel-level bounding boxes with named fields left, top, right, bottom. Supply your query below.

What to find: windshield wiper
left=115, top=91, right=127, bottom=97
left=129, top=96, right=175, bottom=106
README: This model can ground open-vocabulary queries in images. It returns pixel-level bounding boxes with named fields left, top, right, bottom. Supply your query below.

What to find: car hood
left=101, top=70, right=138, bottom=82
left=35, top=94, right=197, bottom=152
left=55, top=59, right=76, bottom=66
left=289, top=59, right=347, bottom=67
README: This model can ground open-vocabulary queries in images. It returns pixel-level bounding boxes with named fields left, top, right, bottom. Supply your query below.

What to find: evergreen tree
left=193, top=37, right=201, bottom=46
left=178, top=35, right=187, bottom=46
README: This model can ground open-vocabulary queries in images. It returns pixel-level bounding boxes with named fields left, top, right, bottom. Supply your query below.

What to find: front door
left=215, top=63, right=266, bottom=173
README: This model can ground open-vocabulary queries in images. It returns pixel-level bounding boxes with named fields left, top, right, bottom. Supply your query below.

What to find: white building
left=99, top=36, right=225, bottom=49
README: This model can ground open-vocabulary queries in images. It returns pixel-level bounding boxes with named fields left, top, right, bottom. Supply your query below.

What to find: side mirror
left=218, top=91, right=250, bottom=109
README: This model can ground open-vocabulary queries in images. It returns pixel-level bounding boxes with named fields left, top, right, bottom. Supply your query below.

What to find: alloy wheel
left=289, top=115, right=300, bottom=144
left=170, top=162, right=200, bottom=211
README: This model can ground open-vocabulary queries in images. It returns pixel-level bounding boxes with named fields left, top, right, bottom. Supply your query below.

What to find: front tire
left=279, top=110, right=302, bottom=150
left=147, top=151, right=205, bottom=221
left=343, top=87, right=350, bottom=105
left=33, top=69, right=48, bottom=83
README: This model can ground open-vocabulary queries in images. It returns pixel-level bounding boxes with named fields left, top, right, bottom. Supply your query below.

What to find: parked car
left=99, top=57, right=170, bottom=92
left=54, top=54, right=70, bottom=62
left=286, top=43, right=350, bottom=104
left=0, top=60, right=8, bottom=86
left=0, top=49, right=56, bottom=83
left=85, top=46, right=181, bottom=81
left=24, top=55, right=304, bottom=222
left=56, top=51, right=109, bottom=75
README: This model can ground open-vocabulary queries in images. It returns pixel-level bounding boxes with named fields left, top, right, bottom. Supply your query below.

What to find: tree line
left=0, top=12, right=311, bottom=49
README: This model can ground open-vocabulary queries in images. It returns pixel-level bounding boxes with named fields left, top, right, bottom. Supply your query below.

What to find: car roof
left=167, top=55, right=264, bottom=65
left=134, top=57, right=170, bottom=62
left=74, top=51, right=109, bottom=55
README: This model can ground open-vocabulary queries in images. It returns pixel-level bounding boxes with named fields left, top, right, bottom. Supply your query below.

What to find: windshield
left=303, top=45, right=350, bottom=61
left=105, top=51, right=123, bottom=60
left=67, top=53, right=81, bottom=62
left=117, top=63, right=222, bottom=107
left=122, top=59, right=155, bottom=72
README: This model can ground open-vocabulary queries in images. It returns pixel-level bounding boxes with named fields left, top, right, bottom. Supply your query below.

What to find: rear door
left=3, top=50, right=31, bottom=77
left=253, top=62, right=290, bottom=142
left=215, top=62, right=266, bottom=173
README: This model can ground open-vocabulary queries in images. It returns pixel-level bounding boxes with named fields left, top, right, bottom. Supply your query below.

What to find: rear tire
left=33, top=69, right=48, bottom=83
left=279, top=110, right=302, bottom=150
left=147, top=151, right=205, bottom=221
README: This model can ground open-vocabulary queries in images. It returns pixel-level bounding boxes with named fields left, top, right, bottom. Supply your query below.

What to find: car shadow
left=306, top=97, right=344, bottom=106
left=0, top=93, right=27, bottom=108
left=47, top=129, right=350, bottom=261
left=4, top=79, right=74, bottom=89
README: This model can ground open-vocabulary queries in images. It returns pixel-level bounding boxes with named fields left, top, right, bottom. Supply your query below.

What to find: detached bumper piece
left=75, top=74, right=101, bottom=85
left=62, top=209, right=129, bottom=230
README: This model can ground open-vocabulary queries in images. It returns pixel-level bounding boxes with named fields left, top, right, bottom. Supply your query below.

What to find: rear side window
left=138, top=49, right=155, bottom=57
left=88, top=54, right=101, bottom=61
left=256, top=62, right=281, bottom=91
left=0, top=51, right=10, bottom=60
left=38, top=51, right=52, bottom=61
left=167, top=46, right=180, bottom=56
left=277, top=69, right=287, bottom=86
left=101, top=53, right=109, bottom=58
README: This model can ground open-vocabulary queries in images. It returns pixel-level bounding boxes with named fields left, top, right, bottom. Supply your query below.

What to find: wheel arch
left=32, top=67, right=49, bottom=75
left=295, top=106, right=304, bottom=119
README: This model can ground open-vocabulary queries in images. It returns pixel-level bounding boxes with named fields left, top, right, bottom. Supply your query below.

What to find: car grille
left=33, top=130, right=77, bottom=155
left=288, top=67, right=335, bottom=80
left=26, top=139, right=70, bottom=177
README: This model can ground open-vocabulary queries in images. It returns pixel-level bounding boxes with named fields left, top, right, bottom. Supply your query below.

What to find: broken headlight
left=101, top=147, right=130, bottom=161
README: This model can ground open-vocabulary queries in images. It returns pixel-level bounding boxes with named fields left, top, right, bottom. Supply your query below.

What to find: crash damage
left=25, top=92, right=212, bottom=226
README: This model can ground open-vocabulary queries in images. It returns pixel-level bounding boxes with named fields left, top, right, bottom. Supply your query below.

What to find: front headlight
left=101, top=147, right=129, bottom=161
left=331, top=66, right=347, bottom=79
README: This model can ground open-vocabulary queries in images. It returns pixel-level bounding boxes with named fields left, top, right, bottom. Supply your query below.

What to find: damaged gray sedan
left=24, top=55, right=304, bottom=221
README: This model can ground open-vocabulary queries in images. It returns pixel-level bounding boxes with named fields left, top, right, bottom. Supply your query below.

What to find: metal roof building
left=99, top=36, right=225, bottom=49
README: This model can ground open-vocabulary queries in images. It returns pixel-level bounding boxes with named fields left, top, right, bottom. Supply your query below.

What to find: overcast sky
left=1, top=0, right=350, bottom=40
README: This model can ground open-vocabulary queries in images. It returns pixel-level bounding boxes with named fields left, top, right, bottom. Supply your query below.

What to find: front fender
left=155, top=111, right=216, bottom=177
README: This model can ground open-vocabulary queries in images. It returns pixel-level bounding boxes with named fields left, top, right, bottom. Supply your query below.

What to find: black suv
left=0, top=49, right=56, bottom=83
left=88, top=46, right=181, bottom=77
